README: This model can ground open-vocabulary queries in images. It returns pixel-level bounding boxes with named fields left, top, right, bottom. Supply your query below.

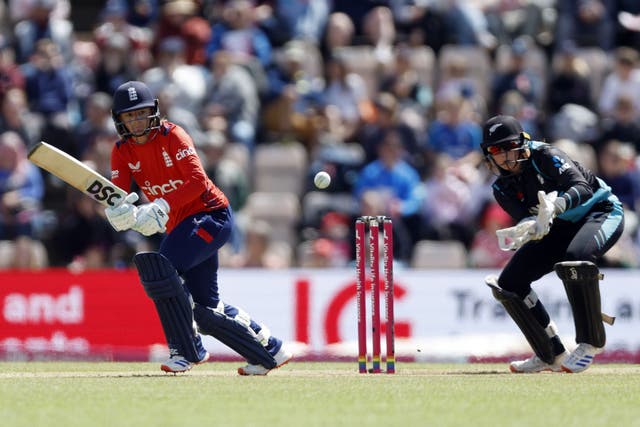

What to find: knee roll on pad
left=193, top=302, right=277, bottom=369
left=554, top=261, right=606, bottom=348
left=485, top=275, right=556, bottom=364
left=134, top=252, right=207, bottom=363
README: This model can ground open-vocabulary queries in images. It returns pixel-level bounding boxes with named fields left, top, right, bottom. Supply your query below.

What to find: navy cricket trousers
left=499, top=200, right=624, bottom=297
left=159, top=206, right=233, bottom=308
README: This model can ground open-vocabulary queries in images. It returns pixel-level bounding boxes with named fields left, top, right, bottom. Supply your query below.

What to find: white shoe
left=561, top=343, right=603, bottom=373
left=161, top=352, right=210, bottom=373
left=237, top=345, right=292, bottom=376
left=509, top=351, right=568, bottom=373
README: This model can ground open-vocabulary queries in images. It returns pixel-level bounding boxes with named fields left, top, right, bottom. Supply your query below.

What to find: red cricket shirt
left=110, top=121, right=228, bottom=233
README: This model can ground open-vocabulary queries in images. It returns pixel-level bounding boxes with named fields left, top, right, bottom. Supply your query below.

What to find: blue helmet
left=111, top=81, right=161, bottom=139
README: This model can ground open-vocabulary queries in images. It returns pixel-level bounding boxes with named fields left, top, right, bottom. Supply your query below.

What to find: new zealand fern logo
left=552, top=156, right=571, bottom=174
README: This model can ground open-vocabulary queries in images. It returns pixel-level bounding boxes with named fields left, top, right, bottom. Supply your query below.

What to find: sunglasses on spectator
left=486, top=141, right=521, bottom=155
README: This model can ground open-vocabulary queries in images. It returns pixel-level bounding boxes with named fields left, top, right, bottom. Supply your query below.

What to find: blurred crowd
left=1, top=0, right=640, bottom=270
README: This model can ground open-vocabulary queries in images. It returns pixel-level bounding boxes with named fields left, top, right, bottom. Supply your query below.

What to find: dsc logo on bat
left=86, top=180, right=123, bottom=206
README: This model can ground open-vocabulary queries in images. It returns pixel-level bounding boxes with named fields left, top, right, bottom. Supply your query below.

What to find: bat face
left=28, top=141, right=128, bottom=207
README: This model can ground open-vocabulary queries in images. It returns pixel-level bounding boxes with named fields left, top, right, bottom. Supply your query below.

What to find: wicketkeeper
left=481, top=115, right=624, bottom=373
left=104, top=81, right=292, bottom=374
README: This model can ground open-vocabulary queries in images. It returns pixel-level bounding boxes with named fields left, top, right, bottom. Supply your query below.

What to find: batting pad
left=555, top=261, right=606, bottom=348
left=134, top=252, right=207, bottom=363
left=193, top=303, right=277, bottom=369
left=486, top=276, right=556, bottom=364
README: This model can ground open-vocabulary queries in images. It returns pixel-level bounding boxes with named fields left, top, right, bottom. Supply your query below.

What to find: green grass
left=2, top=362, right=640, bottom=427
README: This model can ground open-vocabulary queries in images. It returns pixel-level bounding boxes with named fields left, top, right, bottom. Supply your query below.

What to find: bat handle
left=123, top=192, right=139, bottom=205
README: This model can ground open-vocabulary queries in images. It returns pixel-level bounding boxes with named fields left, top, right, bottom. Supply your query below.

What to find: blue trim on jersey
left=595, top=196, right=624, bottom=250
left=558, top=178, right=613, bottom=222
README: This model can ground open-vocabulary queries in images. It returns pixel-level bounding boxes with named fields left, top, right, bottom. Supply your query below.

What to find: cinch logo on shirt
left=140, top=179, right=184, bottom=196
left=175, top=147, right=196, bottom=161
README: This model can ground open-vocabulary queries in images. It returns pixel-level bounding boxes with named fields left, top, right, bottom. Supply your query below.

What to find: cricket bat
left=28, top=141, right=128, bottom=208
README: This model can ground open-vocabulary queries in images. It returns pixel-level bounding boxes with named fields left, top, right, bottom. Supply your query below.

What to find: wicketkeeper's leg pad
left=134, top=251, right=207, bottom=363
left=486, top=275, right=557, bottom=364
left=193, top=302, right=277, bottom=369
left=554, top=261, right=606, bottom=348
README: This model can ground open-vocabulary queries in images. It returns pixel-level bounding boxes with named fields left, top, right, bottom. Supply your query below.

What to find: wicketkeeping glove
left=532, top=191, right=561, bottom=240
left=105, top=192, right=139, bottom=231
left=496, top=216, right=536, bottom=251
left=132, top=198, right=170, bottom=236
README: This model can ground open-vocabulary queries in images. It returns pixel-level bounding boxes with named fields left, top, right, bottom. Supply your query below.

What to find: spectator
left=598, top=139, right=640, bottom=212
left=319, top=12, right=354, bottom=61
left=203, top=49, right=260, bottom=150
left=206, top=0, right=273, bottom=90
left=69, top=40, right=100, bottom=116
left=441, top=0, right=497, bottom=48
left=8, top=0, right=70, bottom=24
left=435, top=51, right=486, bottom=119
left=597, top=94, right=640, bottom=154
left=256, top=0, right=330, bottom=47
left=598, top=47, right=640, bottom=118
left=156, top=84, right=207, bottom=146
left=420, top=155, right=486, bottom=247
left=50, top=183, right=119, bottom=269
left=496, top=90, right=541, bottom=140
left=0, top=87, right=43, bottom=146
left=153, top=0, right=211, bottom=66
left=483, top=0, right=547, bottom=47
left=389, top=0, right=448, bottom=52
left=469, top=201, right=515, bottom=268
left=141, top=36, right=208, bottom=114
left=491, top=37, right=544, bottom=113
left=13, top=0, right=74, bottom=63
left=362, top=6, right=396, bottom=70
left=425, top=91, right=483, bottom=167
left=321, top=54, right=370, bottom=143
left=0, top=131, right=45, bottom=269
left=358, top=91, right=422, bottom=173
left=198, top=130, right=250, bottom=214
left=331, top=0, right=378, bottom=39
left=298, top=211, right=351, bottom=268
left=0, top=35, right=25, bottom=101
left=22, top=38, right=74, bottom=124
left=261, top=41, right=324, bottom=147
left=354, top=129, right=423, bottom=262
left=74, top=92, right=116, bottom=157
left=555, top=0, right=616, bottom=51
left=222, top=219, right=292, bottom=269
left=547, top=40, right=593, bottom=114
left=126, top=0, right=160, bottom=28
left=93, top=0, right=154, bottom=73
left=379, top=45, right=433, bottom=124
left=93, top=33, right=137, bottom=96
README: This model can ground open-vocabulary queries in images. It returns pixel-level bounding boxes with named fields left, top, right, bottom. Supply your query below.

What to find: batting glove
left=105, top=192, right=139, bottom=231
left=133, top=198, right=170, bottom=236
